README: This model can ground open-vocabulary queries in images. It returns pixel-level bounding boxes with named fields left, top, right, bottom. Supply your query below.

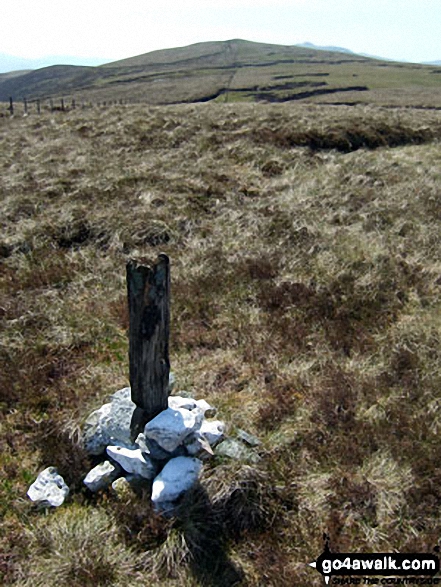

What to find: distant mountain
left=296, top=42, right=355, bottom=55
left=0, top=53, right=110, bottom=74
left=1, top=39, right=440, bottom=108
left=0, top=70, right=32, bottom=82
left=422, top=60, right=441, bottom=66
left=298, top=42, right=398, bottom=63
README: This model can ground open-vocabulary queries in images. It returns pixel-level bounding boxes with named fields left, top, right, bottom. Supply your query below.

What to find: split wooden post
left=127, top=254, right=170, bottom=441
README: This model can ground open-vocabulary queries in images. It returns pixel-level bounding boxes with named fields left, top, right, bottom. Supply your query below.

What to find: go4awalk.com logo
left=308, top=535, right=440, bottom=585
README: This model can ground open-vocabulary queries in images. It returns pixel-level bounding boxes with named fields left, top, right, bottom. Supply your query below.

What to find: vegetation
left=1, top=39, right=441, bottom=107
left=1, top=100, right=441, bottom=585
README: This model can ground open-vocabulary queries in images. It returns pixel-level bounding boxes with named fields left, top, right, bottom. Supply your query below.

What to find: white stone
left=83, top=390, right=136, bottom=455
left=111, top=477, right=132, bottom=498
left=83, top=378, right=176, bottom=455
left=168, top=372, right=176, bottom=392
left=151, top=457, right=202, bottom=505
left=83, top=461, right=121, bottom=492
left=195, top=399, right=217, bottom=418
left=184, top=433, right=214, bottom=459
left=168, top=396, right=198, bottom=411
left=83, top=402, right=113, bottom=455
left=200, top=419, right=225, bottom=446
left=27, top=467, right=69, bottom=507
left=135, top=432, right=186, bottom=460
left=106, top=445, right=156, bottom=479
left=100, top=389, right=136, bottom=446
left=144, top=407, right=202, bottom=452
left=109, top=386, right=132, bottom=402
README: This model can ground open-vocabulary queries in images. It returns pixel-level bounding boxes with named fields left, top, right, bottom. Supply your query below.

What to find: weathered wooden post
left=36, top=99, right=41, bottom=115
left=127, top=254, right=170, bottom=441
left=23, top=98, right=28, bottom=115
left=8, top=97, right=13, bottom=116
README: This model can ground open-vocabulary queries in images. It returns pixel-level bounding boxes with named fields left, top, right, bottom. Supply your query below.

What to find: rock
left=134, top=432, right=150, bottom=454
left=237, top=429, right=261, bottom=447
left=111, top=477, right=132, bottom=498
left=83, top=402, right=113, bottom=455
left=137, top=434, right=186, bottom=461
left=83, top=377, right=176, bottom=455
left=144, top=407, right=202, bottom=453
left=83, top=389, right=135, bottom=455
left=168, top=371, right=176, bottom=392
left=109, top=386, right=132, bottom=403
left=168, top=396, right=198, bottom=411
left=83, top=461, right=121, bottom=492
left=167, top=396, right=216, bottom=418
left=200, top=419, right=225, bottom=446
left=184, top=433, right=214, bottom=460
left=111, top=474, right=152, bottom=497
left=100, top=390, right=136, bottom=446
left=195, top=399, right=217, bottom=418
left=151, top=456, right=202, bottom=506
left=106, top=446, right=156, bottom=479
left=27, top=467, right=69, bottom=507
left=215, top=439, right=261, bottom=464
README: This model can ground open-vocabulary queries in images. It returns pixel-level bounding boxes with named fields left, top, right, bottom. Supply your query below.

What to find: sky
left=1, top=0, right=440, bottom=71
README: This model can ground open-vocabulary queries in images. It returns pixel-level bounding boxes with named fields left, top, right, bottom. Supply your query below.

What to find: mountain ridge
left=1, top=39, right=440, bottom=108
left=0, top=53, right=110, bottom=74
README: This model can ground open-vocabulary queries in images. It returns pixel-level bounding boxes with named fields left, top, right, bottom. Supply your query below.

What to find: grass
left=1, top=101, right=441, bottom=585
left=2, top=39, right=441, bottom=107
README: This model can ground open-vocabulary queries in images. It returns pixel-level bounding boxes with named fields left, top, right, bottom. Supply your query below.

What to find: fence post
left=127, top=254, right=170, bottom=441
left=61, top=98, right=65, bottom=112
left=50, top=99, right=54, bottom=112
left=72, top=99, right=76, bottom=110
left=23, top=98, right=28, bottom=115
left=37, top=100, right=41, bottom=115
left=8, top=97, right=13, bottom=116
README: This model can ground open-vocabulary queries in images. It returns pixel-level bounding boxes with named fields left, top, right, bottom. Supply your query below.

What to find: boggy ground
left=1, top=103, right=441, bottom=586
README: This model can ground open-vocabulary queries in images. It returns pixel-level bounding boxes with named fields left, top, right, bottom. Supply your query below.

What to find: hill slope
left=1, top=39, right=441, bottom=107
left=2, top=102, right=441, bottom=585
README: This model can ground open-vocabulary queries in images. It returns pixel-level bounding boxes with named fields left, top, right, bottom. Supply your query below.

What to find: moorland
left=1, top=39, right=441, bottom=107
left=1, top=40, right=441, bottom=587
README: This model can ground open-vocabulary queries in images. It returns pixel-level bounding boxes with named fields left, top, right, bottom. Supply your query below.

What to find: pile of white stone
left=27, top=378, right=227, bottom=510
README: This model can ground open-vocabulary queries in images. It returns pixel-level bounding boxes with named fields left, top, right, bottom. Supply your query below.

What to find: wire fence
left=2, top=96, right=134, bottom=117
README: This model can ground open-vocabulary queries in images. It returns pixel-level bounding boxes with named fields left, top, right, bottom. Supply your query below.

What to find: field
left=2, top=39, right=441, bottom=108
left=1, top=101, right=441, bottom=586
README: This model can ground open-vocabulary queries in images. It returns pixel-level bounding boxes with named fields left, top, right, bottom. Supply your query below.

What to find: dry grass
left=1, top=102, right=441, bottom=585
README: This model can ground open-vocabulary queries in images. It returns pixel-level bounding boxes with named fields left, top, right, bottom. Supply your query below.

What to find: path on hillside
left=223, top=41, right=239, bottom=102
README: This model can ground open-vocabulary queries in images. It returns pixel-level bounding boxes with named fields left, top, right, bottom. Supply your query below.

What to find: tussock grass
left=17, top=507, right=148, bottom=587
left=1, top=102, right=441, bottom=585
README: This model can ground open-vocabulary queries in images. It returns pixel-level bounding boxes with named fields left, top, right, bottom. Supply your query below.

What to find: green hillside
left=2, top=100, right=441, bottom=586
left=1, top=39, right=441, bottom=107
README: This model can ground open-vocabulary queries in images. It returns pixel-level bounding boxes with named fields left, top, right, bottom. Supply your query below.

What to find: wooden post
left=36, top=99, right=41, bottom=115
left=8, top=97, right=13, bottom=116
left=61, top=98, right=65, bottom=111
left=23, top=98, right=28, bottom=115
left=71, top=99, right=76, bottom=109
left=127, top=254, right=170, bottom=441
left=50, top=99, right=54, bottom=112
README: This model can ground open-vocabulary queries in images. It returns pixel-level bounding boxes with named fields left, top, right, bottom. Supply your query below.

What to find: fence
left=2, top=96, right=134, bottom=117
